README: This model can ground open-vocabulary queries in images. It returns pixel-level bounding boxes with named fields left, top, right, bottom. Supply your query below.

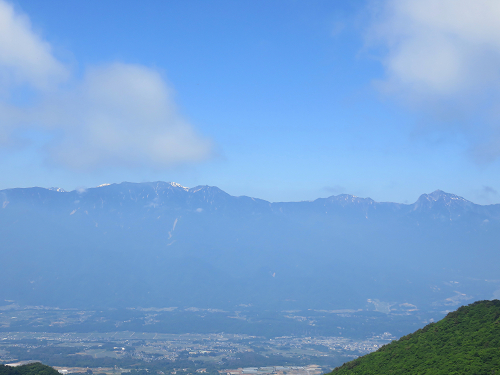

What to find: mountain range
left=1, top=182, right=499, bottom=311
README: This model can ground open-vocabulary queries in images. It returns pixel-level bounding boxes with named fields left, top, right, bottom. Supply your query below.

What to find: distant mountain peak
left=412, top=190, right=474, bottom=218
left=428, top=189, right=447, bottom=199
left=420, top=190, right=471, bottom=204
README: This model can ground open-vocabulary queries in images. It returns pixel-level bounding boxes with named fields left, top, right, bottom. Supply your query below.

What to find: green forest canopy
left=0, top=363, right=59, bottom=375
left=329, top=300, right=500, bottom=375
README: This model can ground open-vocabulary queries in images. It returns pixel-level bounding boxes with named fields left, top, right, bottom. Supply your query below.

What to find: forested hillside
left=0, top=363, right=58, bottom=375
left=329, top=300, right=500, bottom=374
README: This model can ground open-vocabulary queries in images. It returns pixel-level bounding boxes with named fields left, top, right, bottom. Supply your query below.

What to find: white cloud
left=40, top=63, right=213, bottom=169
left=0, top=0, right=213, bottom=170
left=371, top=0, right=500, bottom=96
left=369, top=0, right=500, bottom=161
left=0, top=0, right=68, bottom=91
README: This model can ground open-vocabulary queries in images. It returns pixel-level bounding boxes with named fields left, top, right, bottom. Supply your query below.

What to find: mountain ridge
left=2, top=182, right=496, bottom=218
left=1, top=181, right=499, bottom=311
left=2, top=182, right=484, bottom=206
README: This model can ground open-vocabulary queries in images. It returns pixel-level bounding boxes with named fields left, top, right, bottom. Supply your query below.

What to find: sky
left=1, top=0, right=500, bottom=204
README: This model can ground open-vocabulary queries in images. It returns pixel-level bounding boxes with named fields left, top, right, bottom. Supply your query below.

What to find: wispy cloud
left=323, top=185, right=346, bottom=195
left=368, top=0, right=500, bottom=162
left=476, top=185, right=498, bottom=204
left=0, top=0, right=213, bottom=170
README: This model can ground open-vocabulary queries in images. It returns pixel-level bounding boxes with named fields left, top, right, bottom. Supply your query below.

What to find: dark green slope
left=329, top=300, right=500, bottom=375
left=0, top=363, right=59, bottom=375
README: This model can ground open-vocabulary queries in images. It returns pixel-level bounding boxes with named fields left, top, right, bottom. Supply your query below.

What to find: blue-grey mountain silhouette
left=1, top=182, right=499, bottom=311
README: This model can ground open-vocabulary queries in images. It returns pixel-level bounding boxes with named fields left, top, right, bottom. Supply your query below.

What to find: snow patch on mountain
left=170, top=182, right=189, bottom=190
left=49, top=187, right=66, bottom=192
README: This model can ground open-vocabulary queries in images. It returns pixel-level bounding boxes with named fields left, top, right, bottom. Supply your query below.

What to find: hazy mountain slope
left=329, top=300, right=500, bottom=374
left=1, top=182, right=499, bottom=310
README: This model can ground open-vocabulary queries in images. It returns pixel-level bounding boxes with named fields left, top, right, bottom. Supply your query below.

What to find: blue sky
left=1, top=0, right=500, bottom=204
